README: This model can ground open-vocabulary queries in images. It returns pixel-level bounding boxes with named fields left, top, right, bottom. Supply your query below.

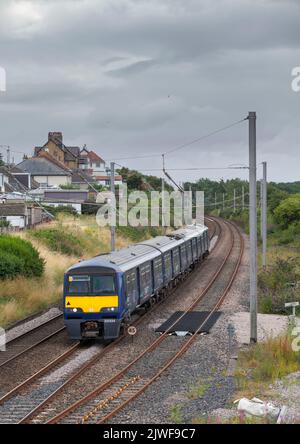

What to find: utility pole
left=215, top=192, right=217, bottom=210
left=161, top=177, right=165, bottom=228
left=242, top=186, right=245, bottom=210
left=189, top=185, right=193, bottom=223
left=262, top=161, right=267, bottom=269
left=6, top=146, right=10, bottom=166
left=110, top=161, right=116, bottom=252
left=223, top=193, right=225, bottom=210
left=233, top=188, right=236, bottom=212
left=248, top=111, right=257, bottom=343
left=260, top=179, right=263, bottom=239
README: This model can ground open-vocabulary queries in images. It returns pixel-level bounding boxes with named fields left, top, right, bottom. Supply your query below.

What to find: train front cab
left=63, top=270, right=124, bottom=341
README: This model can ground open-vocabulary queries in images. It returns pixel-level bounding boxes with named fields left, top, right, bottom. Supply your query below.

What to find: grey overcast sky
left=0, top=0, right=299, bottom=183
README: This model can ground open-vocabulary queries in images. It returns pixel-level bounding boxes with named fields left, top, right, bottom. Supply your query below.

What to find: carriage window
left=173, top=248, right=180, bottom=274
left=153, top=257, right=163, bottom=287
left=67, top=275, right=115, bottom=295
left=93, top=276, right=115, bottom=295
left=67, top=275, right=90, bottom=294
left=139, top=263, right=152, bottom=298
left=164, top=252, right=172, bottom=279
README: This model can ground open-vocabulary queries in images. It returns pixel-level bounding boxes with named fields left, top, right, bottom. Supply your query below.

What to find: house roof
left=80, top=149, right=105, bottom=163
left=71, top=169, right=96, bottom=184
left=95, top=175, right=122, bottom=181
left=0, top=166, right=39, bottom=192
left=44, top=190, right=88, bottom=203
left=37, top=151, right=70, bottom=171
left=65, top=146, right=80, bottom=161
left=16, top=157, right=71, bottom=176
left=0, top=203, right=26, bottom=216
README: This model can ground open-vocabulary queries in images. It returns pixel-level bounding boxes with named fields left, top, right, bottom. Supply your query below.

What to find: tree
left=273, top=194, right=300, bottom=228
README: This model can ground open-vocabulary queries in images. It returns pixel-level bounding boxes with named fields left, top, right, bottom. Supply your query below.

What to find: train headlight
left=73, top=308, right=78, bottom=313
left=101, top=307, right=117, bottom=312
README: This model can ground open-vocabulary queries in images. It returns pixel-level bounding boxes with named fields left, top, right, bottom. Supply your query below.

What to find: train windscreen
left=67, top=275, right=116, bottom=295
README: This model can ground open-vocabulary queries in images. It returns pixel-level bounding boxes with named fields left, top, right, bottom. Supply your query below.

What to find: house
left=0, top=203, right=45, bottom=229
left=16, top=157, right=72, bottom=187
left=94, top=174, right=123, bottom=187
left=34, top=132, right=80, bottom=169
left=71, top=169, right=97, bottom=190
left=0, top=166, right=39, bottom=193
left=0, top=169, right=9, bottom=192
left=43, top=189, right=89, bottom=214
left=79, top=147, right=106, bottom=176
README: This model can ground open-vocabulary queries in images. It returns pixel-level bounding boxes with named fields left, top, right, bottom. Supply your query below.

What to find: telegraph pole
left=248, top=112, right=257, bottom=343
left=223, top=193, right=225, bottom=210
left=262, top=161, right=267, bottom=269
left=233, top=188, right=236, bottom=212
left=6, top=146, right=10, bottom=165
left=161, top=177, right=165, bottom=228
left=260, top=179, right=263, bottom=239
left=242, top=186, right=245, bottom=210
left=110, top=161, right=116, bottom=252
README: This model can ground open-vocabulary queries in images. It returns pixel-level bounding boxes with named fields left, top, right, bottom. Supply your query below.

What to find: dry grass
left=235, top=333, right=300, bottom=400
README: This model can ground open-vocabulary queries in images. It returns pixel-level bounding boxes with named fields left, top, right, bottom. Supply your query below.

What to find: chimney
left=48, top=132, right=63, bottom=147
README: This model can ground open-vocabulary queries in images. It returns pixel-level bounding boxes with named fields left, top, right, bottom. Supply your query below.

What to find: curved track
left=46, top=219, right=243, bottom=425
left=0, top=217, right=223, bottom=424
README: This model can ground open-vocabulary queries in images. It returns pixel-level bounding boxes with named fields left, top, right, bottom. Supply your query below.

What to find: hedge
left=0, top=235, right=45, bottom=279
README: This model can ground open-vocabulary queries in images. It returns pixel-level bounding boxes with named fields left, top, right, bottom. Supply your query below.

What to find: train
left=63, top=223, right=210, bottom=341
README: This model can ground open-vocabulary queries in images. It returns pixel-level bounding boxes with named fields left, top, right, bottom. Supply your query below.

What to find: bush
left=43, top=205, right=78, bottom=217
left=258, top=258, right=300, bottom=314
left=273, top=194, right=300, bottom=228
left=272, top=221, right=300, bottom=245
left=0, top=220, right=10, bottom=228
left=0, top=235, right=45, bottom=279
left=29, top=228, right=84, bottom=256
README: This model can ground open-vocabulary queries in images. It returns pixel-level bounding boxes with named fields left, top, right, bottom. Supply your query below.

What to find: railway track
left=17, top=218, right=240, bottom=424
left=46, top=220, right=242, bottom=425
left=0, top=218, right=222, bottom=424
left=0, top=314, right=65, bottom=369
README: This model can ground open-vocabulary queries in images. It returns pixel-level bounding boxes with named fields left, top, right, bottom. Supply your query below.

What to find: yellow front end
left=65, top=295, right=118, bottom=313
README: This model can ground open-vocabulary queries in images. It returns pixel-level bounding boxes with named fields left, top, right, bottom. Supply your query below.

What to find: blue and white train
left=63, top=224, right=209, bottom=341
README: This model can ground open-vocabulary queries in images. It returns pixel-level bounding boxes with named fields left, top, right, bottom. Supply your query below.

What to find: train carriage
left=63, top=224, right=209, bottom=341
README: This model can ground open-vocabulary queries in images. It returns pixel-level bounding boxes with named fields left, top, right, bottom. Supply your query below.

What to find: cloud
left=0, top=0, right=299, bottom=182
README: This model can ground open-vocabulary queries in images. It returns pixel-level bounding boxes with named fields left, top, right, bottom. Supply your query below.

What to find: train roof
left=66, top=224, right=208, bottom=274
left=67, top=243, right=161, bottom=274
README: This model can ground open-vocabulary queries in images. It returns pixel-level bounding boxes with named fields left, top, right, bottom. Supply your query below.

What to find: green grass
left=187, top=380, right=211, bottom=399
left=235, top=333, right=300, bottom=399
left=28, top=227, right=85, bottom=256
left=170, top=404, right=183, bottom=424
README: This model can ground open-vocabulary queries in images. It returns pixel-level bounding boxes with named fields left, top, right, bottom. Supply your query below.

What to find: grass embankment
left=0, top=215, right=161, bottom=328
left=235, top=332, right=300, bottom=399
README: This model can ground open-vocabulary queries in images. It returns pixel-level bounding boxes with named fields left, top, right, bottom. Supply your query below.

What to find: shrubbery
left=43, top=205, right=78, bottom=217
left=29, top=228, right=84, bottom=256
left=273, top=194, right=300, bottom=228
left=0, top=235, right=45, bottom=279
left=117, top=225, right=163, bottom=242
left=258, top=258, right=300, bottom=314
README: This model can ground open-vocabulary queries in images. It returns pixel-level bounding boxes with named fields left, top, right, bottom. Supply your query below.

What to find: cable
left=106, top=116, right=247, bottom=162
left=163, top=118, right=247, bottom=156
